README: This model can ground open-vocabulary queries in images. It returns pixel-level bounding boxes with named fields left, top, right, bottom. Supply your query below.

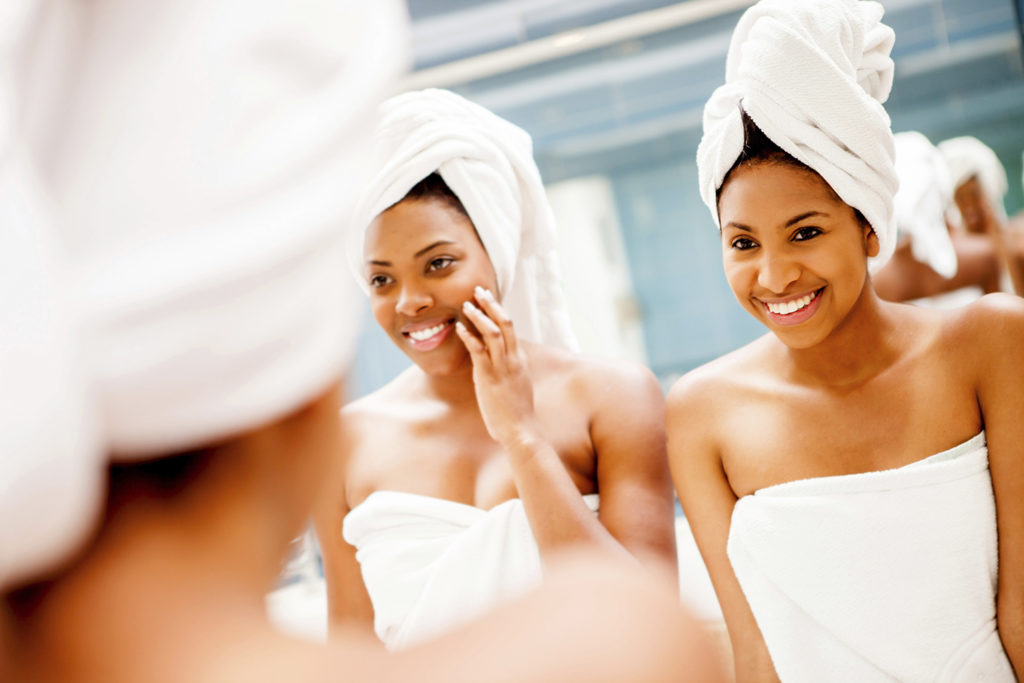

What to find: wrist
left=501, top=423, right=546, bottom=458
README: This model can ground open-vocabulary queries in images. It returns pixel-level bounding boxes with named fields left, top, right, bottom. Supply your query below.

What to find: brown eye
left=427, top=256, right=454, bottom=272
left=792, top=227, right=822, bottom=241
left=731, top=237, right=757, bottom=250
left=369, top=274, right=393, bottom=289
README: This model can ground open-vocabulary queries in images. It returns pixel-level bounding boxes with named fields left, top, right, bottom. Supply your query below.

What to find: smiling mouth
left=762, top=288, right=823, bottom=315
left=403, top=318, right=455, bottom=343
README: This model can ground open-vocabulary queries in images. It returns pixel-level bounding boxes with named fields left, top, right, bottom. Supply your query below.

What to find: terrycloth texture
left=893, top=131, right=957, bottom=278
left=0, top=0, right=406, bottom=588
left=697, top=0, right=898, bottom=272
left=728, top=432, right=1014, bottom=682
left=344, top=491, right=600, bottom=649
left=347, top=88, right=578, bottom=351
left=938, top=136, right=1009, bottom=219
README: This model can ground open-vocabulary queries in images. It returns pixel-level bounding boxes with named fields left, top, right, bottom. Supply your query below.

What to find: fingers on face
left=473, top=286, right=518, bottom=356
left=462, top=298, right=505, bottom=366
left=454, top=321, right=486, bottom=356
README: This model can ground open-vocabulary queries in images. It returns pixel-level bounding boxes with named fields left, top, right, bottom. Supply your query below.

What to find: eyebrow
left=724, top=211, right=828, bottom=232
left=367, top=240, right=457, bottom=267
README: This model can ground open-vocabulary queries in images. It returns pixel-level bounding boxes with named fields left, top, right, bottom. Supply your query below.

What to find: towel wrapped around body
left=727, top=432, right=1015, bottom=682
left=343, top=491, right=599, bottom=649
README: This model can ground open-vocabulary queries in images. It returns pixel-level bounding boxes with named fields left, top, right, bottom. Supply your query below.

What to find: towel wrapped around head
left=892, top=131, right=957, bottom=279
left=696, top=0, right=898, bottom=271
left=938, top=136, right=1008, bottom=220
left=347, top=88, right=578, bottom=351
left=0, top=0, right=407, bottom=589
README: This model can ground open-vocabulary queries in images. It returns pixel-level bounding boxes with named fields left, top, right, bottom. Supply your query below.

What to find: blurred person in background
left=873, top=131, right=1007, bottom=305
left=939, top=135, right=1024, bottom=296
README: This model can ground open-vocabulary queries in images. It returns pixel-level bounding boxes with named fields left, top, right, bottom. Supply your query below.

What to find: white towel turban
left=347, top=88, right=578, bottom=352
left=1, top=0, right=407, bottom=590
left=892, top=131, right=957, bottom=279
left=938, top=136, right=1009, bottom=220
left=696, top=0, right=898, bottom=272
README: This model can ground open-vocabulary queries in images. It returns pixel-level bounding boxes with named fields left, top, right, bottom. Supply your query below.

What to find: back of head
left=1, top=0, right=408, bottom=591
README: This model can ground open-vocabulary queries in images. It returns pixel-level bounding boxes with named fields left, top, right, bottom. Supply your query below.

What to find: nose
left=395, top=282, right=433, bottom=316
left=756, top=250, right=800, bottom=295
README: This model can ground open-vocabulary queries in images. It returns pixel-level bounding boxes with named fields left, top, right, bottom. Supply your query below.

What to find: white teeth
left=408, top=322, right=448, bottom=342
left=766, top=291, right=817, bottom=315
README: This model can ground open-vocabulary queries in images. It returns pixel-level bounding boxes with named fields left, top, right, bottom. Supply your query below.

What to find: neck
left=780, top=280, right=902, bottom=388
left=418, top=358, right=480, bottom=407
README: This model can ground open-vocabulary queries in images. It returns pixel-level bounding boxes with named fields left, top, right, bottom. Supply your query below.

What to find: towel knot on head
left=348, top=88, right=577, bottom=351
left=697, top=0, right=899, bottom=271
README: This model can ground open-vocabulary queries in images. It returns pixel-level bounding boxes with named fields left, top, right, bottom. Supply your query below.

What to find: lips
left=401, top=317, right=456, bottom=352
left=760, top=287, right=824, bottom=326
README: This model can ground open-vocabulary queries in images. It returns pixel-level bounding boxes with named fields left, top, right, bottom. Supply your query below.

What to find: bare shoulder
left=940, top=293, right=1024, bottom=359
left=526, top=342, right=662, bottom=413
left=666, top=334, right=773, bottom=422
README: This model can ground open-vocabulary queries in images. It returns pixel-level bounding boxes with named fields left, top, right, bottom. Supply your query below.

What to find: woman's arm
left=873, top=234, right=1002, bottom=302
left=666, top=375, right=778, bottom=683
left=589, top=360, right=678, bottom=572
left=455, top=287, right=671, bottom=570
left=972, top=294, right=1024, bottom=677
left=310, top=418, right=375, bottom=634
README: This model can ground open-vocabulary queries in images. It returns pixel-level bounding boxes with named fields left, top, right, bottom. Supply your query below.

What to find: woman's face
left=953, top=176, right=993, bottom=235
left=717, top=162, right=879, bottom=349
left=365, top=198, right=499, bottom=375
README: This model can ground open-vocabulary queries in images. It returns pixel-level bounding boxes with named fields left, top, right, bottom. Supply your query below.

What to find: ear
left=863, top=225, right=880, bottom=258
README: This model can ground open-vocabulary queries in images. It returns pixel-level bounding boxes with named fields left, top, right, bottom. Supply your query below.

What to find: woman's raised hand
left=455, top=286, right=542, bottom=448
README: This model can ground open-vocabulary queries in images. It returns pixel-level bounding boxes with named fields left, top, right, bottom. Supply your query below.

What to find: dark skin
left=314, top=197, right=677, bottom=632
left=872, top=230, right=1002, bottom=302
left=952, top=176, right=1024, bottom=295
left=668, top=162, right=1024, bottom=682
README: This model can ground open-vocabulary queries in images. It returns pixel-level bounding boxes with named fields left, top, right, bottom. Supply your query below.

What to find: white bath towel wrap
left=347, top=88, right=578, bottom=351
left=727, top=432, right=1014, bottom=682
left=697, top=0, right=899, bottom=272
left=344, top=491, right=600, bottom=649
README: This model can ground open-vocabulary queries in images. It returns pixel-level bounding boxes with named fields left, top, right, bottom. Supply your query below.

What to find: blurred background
left=349, top=0, right=1024, bottom=396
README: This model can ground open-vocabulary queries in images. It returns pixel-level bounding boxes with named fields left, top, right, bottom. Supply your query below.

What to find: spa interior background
left=350, top=0, right=1024, bottom=396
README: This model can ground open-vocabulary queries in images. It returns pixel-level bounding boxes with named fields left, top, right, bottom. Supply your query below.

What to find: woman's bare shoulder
left=936, top=293, right=1024, bottom=360
left=526, top=343, right=662, bottom=410
left=666, top=334, right=775, bottom=417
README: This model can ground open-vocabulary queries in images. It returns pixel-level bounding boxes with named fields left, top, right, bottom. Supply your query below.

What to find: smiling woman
left=313, top=88, right=679, bottom=652
left=669, top=0, right=1024, bottom=681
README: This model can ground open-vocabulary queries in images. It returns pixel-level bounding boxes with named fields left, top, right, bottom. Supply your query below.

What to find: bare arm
left=666, top=376, right=779, bottom=683
left=873, top=234, right=1001, bottom=302
left=456, top=287, right=673, bottom=571
left=310, top=419, right=375, bottom=634
left=971, top=294, right=1024, bottom=677
left=590, top=362, right=678, bottom=572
